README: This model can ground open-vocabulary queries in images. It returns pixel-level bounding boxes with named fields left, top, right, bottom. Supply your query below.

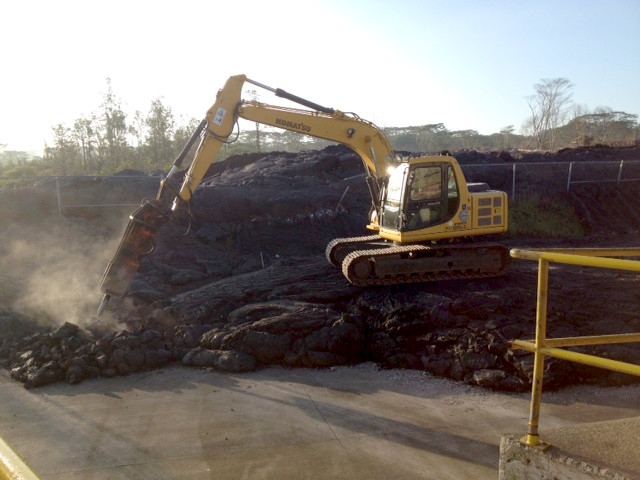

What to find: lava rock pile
left=1, top=145, right=639, bottom=390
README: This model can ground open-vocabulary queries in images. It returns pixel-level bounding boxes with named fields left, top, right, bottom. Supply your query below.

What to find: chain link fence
left=0, top=175, right=162, bottom=215
left=1, top=160, right=639, bottom=214
left=461, top=159, right=640, bottom=199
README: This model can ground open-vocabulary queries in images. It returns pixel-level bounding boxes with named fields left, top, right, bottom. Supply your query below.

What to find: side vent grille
left=477, top=196, right=503, bottom=226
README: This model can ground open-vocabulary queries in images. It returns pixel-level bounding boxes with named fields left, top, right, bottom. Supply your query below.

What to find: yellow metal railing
left=509, top=247, right=640, bottom=449
left=0, top=435, right=40, bottom=480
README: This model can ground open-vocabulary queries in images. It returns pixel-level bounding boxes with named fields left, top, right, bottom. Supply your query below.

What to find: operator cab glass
left=382, top=162, right=460, bottom=232
left=381, top=164, right=407, bottom=230
left=405, top=165, right=442, bottom=230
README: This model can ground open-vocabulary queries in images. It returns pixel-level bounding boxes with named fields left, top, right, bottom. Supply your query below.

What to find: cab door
left=404, top=164, right=460, bottom=231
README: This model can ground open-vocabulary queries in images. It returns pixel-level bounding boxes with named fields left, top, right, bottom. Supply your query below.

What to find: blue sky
left=2, top=0, right=639, bottom=153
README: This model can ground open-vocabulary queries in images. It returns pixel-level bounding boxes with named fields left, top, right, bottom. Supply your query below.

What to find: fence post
left=55, top=177, right=63, bottom=216
left=511, top=163, right=516, bottom=200
left=566, top=162, right=573, bottom=193
left=617, top=160, right=625, bottom=184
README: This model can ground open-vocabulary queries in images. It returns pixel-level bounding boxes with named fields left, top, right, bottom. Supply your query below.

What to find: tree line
left=1, top=78, right=638, bottom=178
left=522, top=78, right=639, bottom=149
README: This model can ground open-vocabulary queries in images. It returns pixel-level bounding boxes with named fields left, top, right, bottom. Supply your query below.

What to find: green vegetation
left=509, top=195, right=585, bottom=238
left=1, top=77, right=638, bottom=179
left=0, top=164, right=40, bottom=188
left=2, top=164, right=38, bottom=177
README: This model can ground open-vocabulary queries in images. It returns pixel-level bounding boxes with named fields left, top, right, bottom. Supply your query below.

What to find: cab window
left=410, top=167, right=441, bottom=201
left=381, top=164, right=408, bottom=229
left=405, top=166, right=443, bottom=231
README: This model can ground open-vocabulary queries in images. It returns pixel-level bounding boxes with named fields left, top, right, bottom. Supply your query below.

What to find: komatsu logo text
left=275, top=118, right=311, bottom=133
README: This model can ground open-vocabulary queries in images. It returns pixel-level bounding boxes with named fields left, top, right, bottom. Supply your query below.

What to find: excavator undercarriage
left=327, top=236, right=510, bottom=286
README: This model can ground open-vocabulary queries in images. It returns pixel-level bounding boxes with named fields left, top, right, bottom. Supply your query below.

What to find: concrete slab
left=499, top=384, right=640, bottom=480
left=0, top=364, right=638, bottom=479
left=499, top=434, right=638, bottom=480
left=536, top=416, right=640, bottom=478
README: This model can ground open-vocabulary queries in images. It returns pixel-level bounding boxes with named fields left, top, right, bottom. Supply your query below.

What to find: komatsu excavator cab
left=381, top=160, right=461, bottom=233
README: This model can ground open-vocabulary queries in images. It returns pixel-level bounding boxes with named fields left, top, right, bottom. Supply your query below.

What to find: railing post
left=523, top=258, right=550, bottom=448
left=0, top=434, right=41, bottom=479
left=566, top=162, right=573, bottom=193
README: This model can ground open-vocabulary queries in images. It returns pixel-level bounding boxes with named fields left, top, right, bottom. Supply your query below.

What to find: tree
left=499, top=125, right=515, bottom=149
left=2, top=163, right=37, bottom=178
left=99, top=78, right=128, bottom=171
left=244, top=89, right=262, bottom=152
left=73, top=116, right=97, bottom=171
left=275, top=130, right=303, bottom=152
left=584, top=108, right=637, bottom=145
left=128, top=110, right=147, bottom=170
left=384, top=126, right=420, bottom=151
left=0, top=149, right=25, bottom=166
left=525, top=78, right=574, bottom=149
left=46, top=123, right=78, bottom=175
left=610, top=111, right=638, bottom=144
left=173, top=117, right=202, bottom=164
left=450, top=129, right=480, bottom=150
left=145, top=98, right=175, bottom=167
left=417, top=124, right=450, bottom=153
left=568, top=104, right=592, bottom=146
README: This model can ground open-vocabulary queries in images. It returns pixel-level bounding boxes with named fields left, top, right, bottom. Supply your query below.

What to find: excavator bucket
left=97, top=200, right=169, bottom=315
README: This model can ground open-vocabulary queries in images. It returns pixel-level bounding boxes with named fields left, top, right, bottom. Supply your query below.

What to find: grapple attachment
left=97, top=199, right=170, bottom=315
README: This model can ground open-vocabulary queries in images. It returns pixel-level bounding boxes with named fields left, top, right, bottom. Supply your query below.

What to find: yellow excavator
left=98, top=74, right=509, bottom=314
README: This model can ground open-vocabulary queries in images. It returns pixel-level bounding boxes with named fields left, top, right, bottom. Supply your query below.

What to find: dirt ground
left=0, top=145, right=638, bottom=392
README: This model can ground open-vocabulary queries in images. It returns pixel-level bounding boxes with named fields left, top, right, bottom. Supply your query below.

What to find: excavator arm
left=98, top=74, right=394, bottom=314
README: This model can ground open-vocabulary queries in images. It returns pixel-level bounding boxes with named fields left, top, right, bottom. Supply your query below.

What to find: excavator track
left=325, top=234, right=384, bottom=266
left=341, top=242, right=510, bottom=286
